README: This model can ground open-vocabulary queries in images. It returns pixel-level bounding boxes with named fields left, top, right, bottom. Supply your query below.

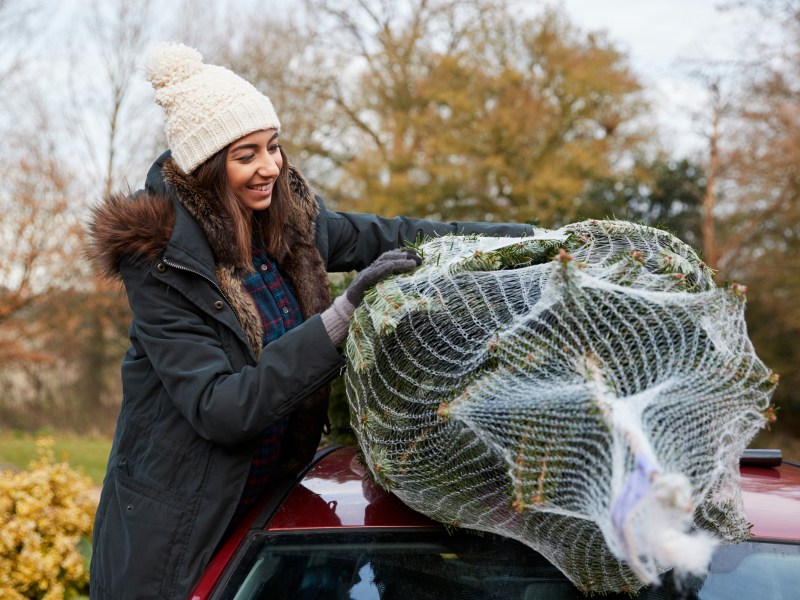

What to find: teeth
left=249, top=184, right=271, bottom=191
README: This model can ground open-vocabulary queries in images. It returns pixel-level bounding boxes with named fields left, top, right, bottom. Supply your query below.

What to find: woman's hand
left=321, top=249, right=422, bottom=346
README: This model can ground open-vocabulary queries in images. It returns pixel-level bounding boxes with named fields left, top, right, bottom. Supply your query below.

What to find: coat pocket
left=92, top=464, right=190, bottom=599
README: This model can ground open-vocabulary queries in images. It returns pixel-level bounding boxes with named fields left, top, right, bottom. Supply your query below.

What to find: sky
left=555, top=0, right=752, bottom=156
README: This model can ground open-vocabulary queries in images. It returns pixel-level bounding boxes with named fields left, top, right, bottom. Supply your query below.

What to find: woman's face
left=225, top=129, right=283, bottom=212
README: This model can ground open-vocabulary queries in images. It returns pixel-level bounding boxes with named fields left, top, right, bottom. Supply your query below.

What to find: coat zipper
left=161, top=257, right=232, bottom=305
left=161, top=257, right=249, bottom=346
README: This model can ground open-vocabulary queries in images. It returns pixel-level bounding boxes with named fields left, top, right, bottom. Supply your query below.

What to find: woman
left=85, top=42, right=535, bottom=599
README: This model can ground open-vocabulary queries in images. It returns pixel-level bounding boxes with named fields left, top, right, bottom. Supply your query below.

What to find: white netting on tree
left=344, top=220, right=777, bottom=594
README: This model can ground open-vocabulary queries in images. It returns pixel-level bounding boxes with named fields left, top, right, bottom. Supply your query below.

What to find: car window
left=214, top=530, right=800, bottom=600
left=698, top=541, right=800, bottom=599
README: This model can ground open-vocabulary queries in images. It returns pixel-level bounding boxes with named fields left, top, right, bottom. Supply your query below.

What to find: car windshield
left=216, top=529, right=800, bottom=600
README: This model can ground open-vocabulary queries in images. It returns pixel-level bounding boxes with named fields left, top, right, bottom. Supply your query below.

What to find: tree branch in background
left=0, top=117, right=81, bottom=365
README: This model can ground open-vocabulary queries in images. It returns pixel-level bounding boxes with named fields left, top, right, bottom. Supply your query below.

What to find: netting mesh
left=344, top=220, right=777, bottom=594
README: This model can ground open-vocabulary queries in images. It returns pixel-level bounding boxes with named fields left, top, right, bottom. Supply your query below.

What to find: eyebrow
left=229, top=143, right=257, bottom=154
left=229, top=132, right=280, bottom=154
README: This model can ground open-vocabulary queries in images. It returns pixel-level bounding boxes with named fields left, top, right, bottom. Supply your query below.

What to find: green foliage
left=745, top=282, right=800, bottom=437
left=578, top=157, right=706, bottom=249
left=325, top=374, right=358, bottom=447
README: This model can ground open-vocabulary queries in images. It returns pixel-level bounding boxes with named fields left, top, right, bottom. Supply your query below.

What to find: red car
left=190, top=447, right=800, bottom=599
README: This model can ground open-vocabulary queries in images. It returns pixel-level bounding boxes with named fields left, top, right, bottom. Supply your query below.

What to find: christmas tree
left=345, top=220, right=777, bottom=593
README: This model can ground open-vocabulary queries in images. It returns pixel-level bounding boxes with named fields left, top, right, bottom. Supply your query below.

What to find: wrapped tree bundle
left=345, top=220, right=777, bottom=594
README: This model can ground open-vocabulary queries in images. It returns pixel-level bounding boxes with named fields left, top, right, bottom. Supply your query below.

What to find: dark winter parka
left=85, top=152, right=535, bottom=600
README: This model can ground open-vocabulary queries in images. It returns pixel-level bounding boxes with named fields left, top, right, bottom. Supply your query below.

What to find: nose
left=257, top=152, right=280, bottom=177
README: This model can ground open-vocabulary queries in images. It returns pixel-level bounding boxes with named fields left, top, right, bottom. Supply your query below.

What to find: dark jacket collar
left=145, top=149, right=172, bottom=196
left=162, top=198, right=218, bottom=283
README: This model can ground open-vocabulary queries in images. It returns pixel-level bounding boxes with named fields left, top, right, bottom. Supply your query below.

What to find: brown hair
left=193, top=145, right=291, bottom=270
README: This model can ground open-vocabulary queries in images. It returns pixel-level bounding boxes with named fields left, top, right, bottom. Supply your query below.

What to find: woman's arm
left=314, top=196, right=536, bottom=272
left=120, top=258, right=345, bottom=445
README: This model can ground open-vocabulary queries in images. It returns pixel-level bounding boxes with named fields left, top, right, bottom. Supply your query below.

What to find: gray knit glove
left=321, top=249, right=422, bottom=346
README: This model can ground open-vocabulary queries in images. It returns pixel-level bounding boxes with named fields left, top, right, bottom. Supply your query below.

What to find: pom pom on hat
left=144, top=42, right=204, bottom=89
left=144, top=41, right=280, bottom=174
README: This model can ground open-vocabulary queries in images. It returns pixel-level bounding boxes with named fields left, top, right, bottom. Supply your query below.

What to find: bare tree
left=688, top=0, right=800, bottom=446
left=0, top=105, right=82, bottom=364
left=34, top=0, right=165, bottom=430
left=692, top=77, right=737, bottom=273
left=64, top=0, right=162, bottom=195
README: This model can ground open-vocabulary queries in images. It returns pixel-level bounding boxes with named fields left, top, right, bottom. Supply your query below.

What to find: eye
left=268, top=143, right=282, bottom=154
left=236, top=153, right=255, bottom=163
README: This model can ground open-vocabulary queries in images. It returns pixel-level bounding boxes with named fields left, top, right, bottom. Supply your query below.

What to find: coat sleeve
left=313, top=196, right=537, bottom=272
left=120, top=258, right=345, bottom=445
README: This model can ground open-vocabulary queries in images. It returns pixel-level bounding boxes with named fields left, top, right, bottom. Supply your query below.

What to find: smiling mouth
left=248, top=183, right=272, bottom=192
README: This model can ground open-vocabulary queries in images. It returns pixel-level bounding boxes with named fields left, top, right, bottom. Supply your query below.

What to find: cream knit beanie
left=144, top=42, right=280, bottom=174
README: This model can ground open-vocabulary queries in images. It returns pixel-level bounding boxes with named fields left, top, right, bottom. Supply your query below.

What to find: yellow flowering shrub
left=0, top=438, right=97, bottom=599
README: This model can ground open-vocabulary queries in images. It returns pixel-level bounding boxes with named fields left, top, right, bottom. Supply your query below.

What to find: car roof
left=740, top=457, right=800, bottom=541
left=268, top=446, right=800, bottom=539
left=189, top=445, right=800, bottom=599
left=267, top=445, right=436, bottom=530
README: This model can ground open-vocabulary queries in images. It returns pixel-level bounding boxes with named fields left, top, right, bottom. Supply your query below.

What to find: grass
left=0, top=431, right=112, bottom=486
